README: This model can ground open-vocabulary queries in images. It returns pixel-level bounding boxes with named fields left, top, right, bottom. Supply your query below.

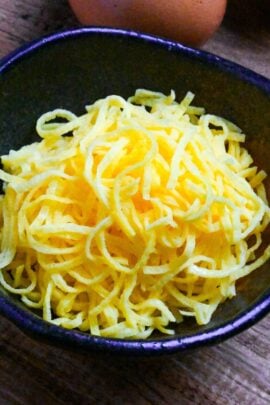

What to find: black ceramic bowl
left=0, top=27, right=269, bottom=356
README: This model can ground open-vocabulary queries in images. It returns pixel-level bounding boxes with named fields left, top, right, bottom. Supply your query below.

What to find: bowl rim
left=0, top=26, right=269, bottom=355
left=1, top=26, right=270, bottom=91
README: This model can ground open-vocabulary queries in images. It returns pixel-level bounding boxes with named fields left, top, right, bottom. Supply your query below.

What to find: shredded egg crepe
left=0, top=89, right=269, bottom=339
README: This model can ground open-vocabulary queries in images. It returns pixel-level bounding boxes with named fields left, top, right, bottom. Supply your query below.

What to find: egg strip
left=0, top=89, right=269, bottom=338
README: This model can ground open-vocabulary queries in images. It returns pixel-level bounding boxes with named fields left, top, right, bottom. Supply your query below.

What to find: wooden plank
left=0, top=315, right=269, bottom=404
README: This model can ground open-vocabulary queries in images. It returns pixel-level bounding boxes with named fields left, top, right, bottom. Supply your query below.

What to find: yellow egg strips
left=0, top=89, right=269, bottom=338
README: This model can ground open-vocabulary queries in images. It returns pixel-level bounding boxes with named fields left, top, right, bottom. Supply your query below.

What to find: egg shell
left=69, top=0, right=227, bottom=46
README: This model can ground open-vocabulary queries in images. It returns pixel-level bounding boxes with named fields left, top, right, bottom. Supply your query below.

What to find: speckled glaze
left=0, top=28, right=269, bottom=356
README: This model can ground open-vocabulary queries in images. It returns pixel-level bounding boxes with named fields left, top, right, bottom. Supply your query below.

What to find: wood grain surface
left=0, top=1, right=269, bottom=404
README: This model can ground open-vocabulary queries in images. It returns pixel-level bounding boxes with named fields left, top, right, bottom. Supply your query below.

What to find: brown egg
left=69, top=0, right=227, bottom=47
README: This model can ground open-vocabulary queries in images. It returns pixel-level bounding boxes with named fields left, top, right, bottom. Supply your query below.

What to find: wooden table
left=0, top=1, right=269, bottom=404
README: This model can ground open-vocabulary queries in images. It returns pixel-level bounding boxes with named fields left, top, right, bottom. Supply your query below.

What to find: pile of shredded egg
left=0, top=89, right=269, bottom=339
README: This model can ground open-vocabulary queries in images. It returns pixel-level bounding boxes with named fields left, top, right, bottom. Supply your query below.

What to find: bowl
left=0, top=27, right=269, bottom=355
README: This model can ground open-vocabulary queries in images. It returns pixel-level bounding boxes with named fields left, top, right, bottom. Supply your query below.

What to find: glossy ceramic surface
left=0, top=28, right=269, bottom=355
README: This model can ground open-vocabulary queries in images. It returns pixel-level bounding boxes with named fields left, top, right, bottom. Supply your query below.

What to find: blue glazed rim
left=0, top=27, right=270, bottom=355
left=1, top=26, right=270, bottom=91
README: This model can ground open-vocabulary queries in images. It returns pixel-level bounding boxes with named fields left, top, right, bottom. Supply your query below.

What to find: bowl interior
left=0, top=29, right=269, bottom=350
